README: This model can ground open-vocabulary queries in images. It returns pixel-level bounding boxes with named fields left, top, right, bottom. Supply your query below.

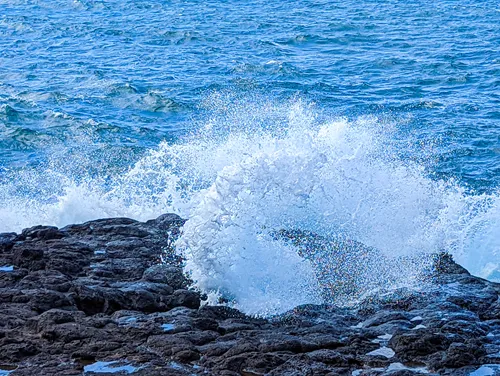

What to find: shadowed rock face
left=278, top=230, right=400, bottom=303
left=0, top=214, right=499, bottom=376
left=277, top=229, right=434, bottom=304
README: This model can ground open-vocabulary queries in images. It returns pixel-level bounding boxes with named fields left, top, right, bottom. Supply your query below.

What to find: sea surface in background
left=1, top=0, right=499, bottom=314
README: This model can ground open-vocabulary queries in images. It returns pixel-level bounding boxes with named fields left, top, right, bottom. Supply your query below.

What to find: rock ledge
left=0, top=215, right=499, bottom=375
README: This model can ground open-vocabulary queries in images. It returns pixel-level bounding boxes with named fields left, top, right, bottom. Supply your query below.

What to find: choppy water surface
left=1, top=0, right=499, bottom=313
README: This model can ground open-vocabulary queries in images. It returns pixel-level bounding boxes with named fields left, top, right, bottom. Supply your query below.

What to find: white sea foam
left=174, top=99, right=500, bottom=313
left=0, top=97, right=498, bottom=315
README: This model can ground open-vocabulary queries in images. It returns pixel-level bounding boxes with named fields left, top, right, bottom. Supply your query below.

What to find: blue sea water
left=1, top=0, right=499, bottom=311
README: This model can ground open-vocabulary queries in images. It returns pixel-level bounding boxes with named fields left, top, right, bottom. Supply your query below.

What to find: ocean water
left=1, top=0, right=499, bottom=314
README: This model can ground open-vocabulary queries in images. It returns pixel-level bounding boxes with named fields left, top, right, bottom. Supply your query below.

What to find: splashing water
left=175, top=99, right=499, bottom=314
left=0, top=98, right=498, bottom=315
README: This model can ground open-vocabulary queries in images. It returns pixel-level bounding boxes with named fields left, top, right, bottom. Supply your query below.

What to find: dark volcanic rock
left=0, top=215, right=498, bottom=376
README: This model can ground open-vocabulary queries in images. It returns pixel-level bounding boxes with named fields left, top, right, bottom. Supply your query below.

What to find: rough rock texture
left=0, top=214, right=499, bottom=375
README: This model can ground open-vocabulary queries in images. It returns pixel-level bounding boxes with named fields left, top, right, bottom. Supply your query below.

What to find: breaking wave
left=0, top=96, right=498, bottom=314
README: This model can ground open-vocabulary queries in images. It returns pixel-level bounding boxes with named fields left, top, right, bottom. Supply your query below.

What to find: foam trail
left=0, top=97, right=498, bottom=315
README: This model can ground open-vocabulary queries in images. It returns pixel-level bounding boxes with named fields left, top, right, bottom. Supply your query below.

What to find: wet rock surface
left=0, top=215, right=498, bottom=375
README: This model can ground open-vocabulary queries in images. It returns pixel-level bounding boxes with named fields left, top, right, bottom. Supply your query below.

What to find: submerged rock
left=0, top=214, right=498, bottom=375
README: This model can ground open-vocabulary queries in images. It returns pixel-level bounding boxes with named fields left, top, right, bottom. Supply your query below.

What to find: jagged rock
left=143, top=264, right=189, bottom=289
left=0, top=232, right=17, bottom=252
left=389, top=332, right=451, bottom=360
left=12, top=242, right=45, bottom=270
left=0, top=214, right=498, bottom=376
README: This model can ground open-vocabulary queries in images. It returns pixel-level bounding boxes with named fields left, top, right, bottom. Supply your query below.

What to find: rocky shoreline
left=0, top=214, right=499, bottom=375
